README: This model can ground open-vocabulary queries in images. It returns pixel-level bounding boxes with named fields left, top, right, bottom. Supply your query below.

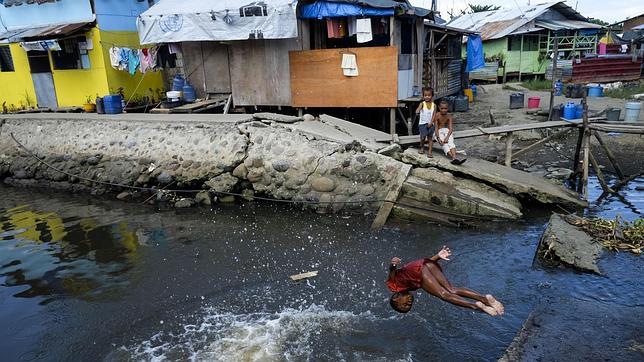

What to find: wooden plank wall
left=228, top=38, right=303, bottom=106
left=181, top=42, right=231, bottom=98
left=289, top=46, right=398, bottom=108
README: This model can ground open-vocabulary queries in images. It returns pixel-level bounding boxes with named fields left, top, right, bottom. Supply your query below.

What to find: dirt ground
left=451, top=83, right=644, bottom=176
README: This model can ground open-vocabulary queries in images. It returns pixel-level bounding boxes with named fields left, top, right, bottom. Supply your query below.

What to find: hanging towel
left=118, top=47, right=129, bottom=71
left=356, top=18, right=373, bottom=43
left=127, top=48, right=140, bottom=75
left=109, top=47, right=120, bottom=69
left=139, top=49, right=149, bottom=73
left=148, top=46, right=159, bottom=70
left=326, top=18, right=340, bottom=38
left=341, top=53, right=358, bottom=77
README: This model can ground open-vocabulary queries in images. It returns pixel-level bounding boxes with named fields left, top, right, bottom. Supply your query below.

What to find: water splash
left=122, top=304, right=382, bottom=361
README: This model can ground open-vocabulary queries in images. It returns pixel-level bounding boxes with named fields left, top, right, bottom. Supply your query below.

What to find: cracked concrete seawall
left=0, top=114, right=405, bottom=213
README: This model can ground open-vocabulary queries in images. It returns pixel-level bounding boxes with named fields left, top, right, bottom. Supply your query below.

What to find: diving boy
left=386, top=246, right=504, bottom=316
left=414, top=88, right=436, bottom=156
left=434, top=99, right=466, bottom=165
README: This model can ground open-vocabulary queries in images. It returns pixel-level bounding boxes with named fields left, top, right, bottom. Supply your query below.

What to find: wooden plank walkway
left=377, top=120, right=581, bottom=145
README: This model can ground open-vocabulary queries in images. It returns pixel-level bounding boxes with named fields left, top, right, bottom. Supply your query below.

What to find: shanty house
left=0, top=0, right=163, bottom=111
left=137, top=0, right=470, bottom=132
left=448, top=1, right=602, bottom=81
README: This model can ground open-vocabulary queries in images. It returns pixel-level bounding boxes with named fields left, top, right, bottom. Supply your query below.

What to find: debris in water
left=563, top=214, right=643, bottom=254
left=290, top=271, right=318, bottom=281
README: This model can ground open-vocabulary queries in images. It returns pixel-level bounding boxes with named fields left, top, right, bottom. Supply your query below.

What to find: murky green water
left=0, top=177, right=642, bottom=361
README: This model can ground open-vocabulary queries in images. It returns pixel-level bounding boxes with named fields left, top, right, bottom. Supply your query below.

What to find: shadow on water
left=0, top=176, right=641, bottom=361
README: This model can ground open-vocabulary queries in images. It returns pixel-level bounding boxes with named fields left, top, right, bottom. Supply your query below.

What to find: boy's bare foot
left=428, top=153, right=433, bottom=158
left=418, top=149, right=424, bottom=154
left=475, top=301, right=498, bottom=316
left=485, top=295, right=505, bottom=315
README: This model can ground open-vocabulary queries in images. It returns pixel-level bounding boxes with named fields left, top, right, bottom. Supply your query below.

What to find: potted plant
left=83, top=95, right=96, bottom=113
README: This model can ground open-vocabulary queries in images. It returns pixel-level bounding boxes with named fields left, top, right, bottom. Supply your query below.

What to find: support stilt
left=504, top=131, right=514, bottom=167
left=593, top=132, right=626, bottom=180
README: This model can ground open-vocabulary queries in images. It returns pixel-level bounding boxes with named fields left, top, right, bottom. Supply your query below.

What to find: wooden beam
left=505, top=131, right=514, bottom=167
left=581, top=92, right=590, bottom=200
left=589, top=150, right=615, bottom=194
left=371, top=164, right=411, bottom=230
left=389, top=108, right=396, bottom=137
left=547, top=32, right=558, bottom=123
left=593, top=131, right=626, bottom=180
left=511, top=128, right=572, bottom=161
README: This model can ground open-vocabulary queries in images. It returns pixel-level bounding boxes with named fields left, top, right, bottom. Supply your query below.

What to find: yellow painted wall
left=98, top=29, right=164, bottom=102
left=51, top=27, right=110, bottom=107
left=0, top=43, right=37, bottom=111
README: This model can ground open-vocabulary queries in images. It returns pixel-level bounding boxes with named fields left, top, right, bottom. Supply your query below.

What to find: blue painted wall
left=0, top=0, right=94, bottom=30
left=94, top=0, right=154, bottom=31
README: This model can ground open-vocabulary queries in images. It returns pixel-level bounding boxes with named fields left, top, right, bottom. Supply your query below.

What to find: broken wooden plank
left=169, top=97, right=228, bottom=113
left=290, top=271, right=318, bottom=281
left=371, top=163, right=412, bottom=230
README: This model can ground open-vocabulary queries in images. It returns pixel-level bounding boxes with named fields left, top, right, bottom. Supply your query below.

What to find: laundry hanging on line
left=108, top=45, right=167, bottom=75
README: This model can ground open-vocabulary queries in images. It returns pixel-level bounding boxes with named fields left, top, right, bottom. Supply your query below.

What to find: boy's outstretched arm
left=429, top=246, right=452, bottom=262
left=388, top=257, right=401, bottom=281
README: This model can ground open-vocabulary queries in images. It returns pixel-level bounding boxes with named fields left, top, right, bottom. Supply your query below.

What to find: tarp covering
left=137, top=0, right=298, bottom=44
left=299, top=0, right=430, bottom=17
left=299, top=1, right=393, bottom=19
left=465, top=34, right=484, bottom=72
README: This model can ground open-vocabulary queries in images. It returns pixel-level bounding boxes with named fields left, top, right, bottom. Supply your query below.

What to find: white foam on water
left=123, top=304, right=387, bottom=361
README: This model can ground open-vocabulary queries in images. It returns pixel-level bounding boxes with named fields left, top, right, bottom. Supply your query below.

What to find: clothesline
left=107, top=43, right=179, bottom=75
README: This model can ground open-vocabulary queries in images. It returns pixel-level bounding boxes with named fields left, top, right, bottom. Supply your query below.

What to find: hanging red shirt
left=386, top=258, right=431, bottom=293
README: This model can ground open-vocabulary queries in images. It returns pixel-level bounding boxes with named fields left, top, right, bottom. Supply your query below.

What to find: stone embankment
left=0, top=113, right=586, bottom=224
left=0, top=114, right=404, bottom=213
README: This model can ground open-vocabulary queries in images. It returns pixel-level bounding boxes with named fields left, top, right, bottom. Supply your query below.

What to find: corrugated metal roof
left=535, top=19, right=602, bottom=30
left=0, top=22, right=91, bottom=42
left=447, top=1, right=594, bottom=40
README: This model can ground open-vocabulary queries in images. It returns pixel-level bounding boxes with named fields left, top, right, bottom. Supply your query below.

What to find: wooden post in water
left=581, top=91, right=590, bottom=200
left=589, top=150, right=614, bottom=194
left=547, top=32, right=558, bottom=122
left=593, top=132, right=626, bottom=180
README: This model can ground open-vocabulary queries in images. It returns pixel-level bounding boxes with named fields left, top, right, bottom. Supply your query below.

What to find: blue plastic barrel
left=182, top=83, right=196, bottom=103
left=575, top=103, right=584, bottom=119
left=470, top=84, right=477, bottom=97
left=587, top=86, right=603, bottom=97
left=554, top=80, right=563, bottom=96
left=103, top=95, right=123, bottom=114
left=563, top=102, right=576, bottom=120
left=172, top=74, right=185, bottom=92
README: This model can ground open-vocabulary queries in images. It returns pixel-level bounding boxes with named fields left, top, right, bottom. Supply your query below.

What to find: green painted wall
left=463, top=36, right=548, bottom=78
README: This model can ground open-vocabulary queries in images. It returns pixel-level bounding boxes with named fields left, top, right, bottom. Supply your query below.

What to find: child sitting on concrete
left=434, top=99, right=466, bottom=165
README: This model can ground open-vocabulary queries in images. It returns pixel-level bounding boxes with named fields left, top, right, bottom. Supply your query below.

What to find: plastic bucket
left=470, top=85, right=477, bottom=97
left=587, top=86, right=603, bottom=97
left=527, top=97, right=541, bottom=109
left=509, top=93, right=524, bottom=109
left=605, top=108, right=621, bottom=122
left=575, top=103, right=584, bottom=119
left=464, top=88, right=473, bottom=102
left=624, top=102, right=641, bottom=122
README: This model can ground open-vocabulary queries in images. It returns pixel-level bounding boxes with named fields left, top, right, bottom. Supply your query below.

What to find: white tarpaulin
left=137, top=0, right=298, bottom=44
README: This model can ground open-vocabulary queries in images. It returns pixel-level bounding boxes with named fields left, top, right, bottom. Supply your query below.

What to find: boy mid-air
left=386, top=246, right=504, bottom=316
left=434, top=99, right=466, bottom=165
left=414, top=87, right=436, bottom=156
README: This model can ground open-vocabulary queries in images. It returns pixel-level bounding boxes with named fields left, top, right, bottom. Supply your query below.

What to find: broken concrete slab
left=253, top=112, right=302, bottom=123
left=401, top=148, right=586, bottom=208
left=536, top=214, right=603, bottom=274
left=400, top=167, right=522, bottom=220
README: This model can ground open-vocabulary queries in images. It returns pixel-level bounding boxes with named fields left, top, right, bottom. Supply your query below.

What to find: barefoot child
left=434, top=100, right=466, bottom=165
left=386, top=246, right=504, bottom=316
left=414, top=88, right=436, bottom=156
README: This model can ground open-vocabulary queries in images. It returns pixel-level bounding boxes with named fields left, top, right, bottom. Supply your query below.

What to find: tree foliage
left=588, top=18, right=609, bottom=26
left=447, top=3, right=501, bottom=18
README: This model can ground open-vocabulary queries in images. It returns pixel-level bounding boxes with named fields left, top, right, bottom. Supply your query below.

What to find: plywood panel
left=290, top=46, right=398, bottom=108
left=182, top=41, right=231, bottom=98
left=228, top=38, right=302, bottom=106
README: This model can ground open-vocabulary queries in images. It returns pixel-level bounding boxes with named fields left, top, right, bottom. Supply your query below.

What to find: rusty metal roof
left=0, top=22, right=92, bottom=42
left=447, top=1, right=597, bottom=40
